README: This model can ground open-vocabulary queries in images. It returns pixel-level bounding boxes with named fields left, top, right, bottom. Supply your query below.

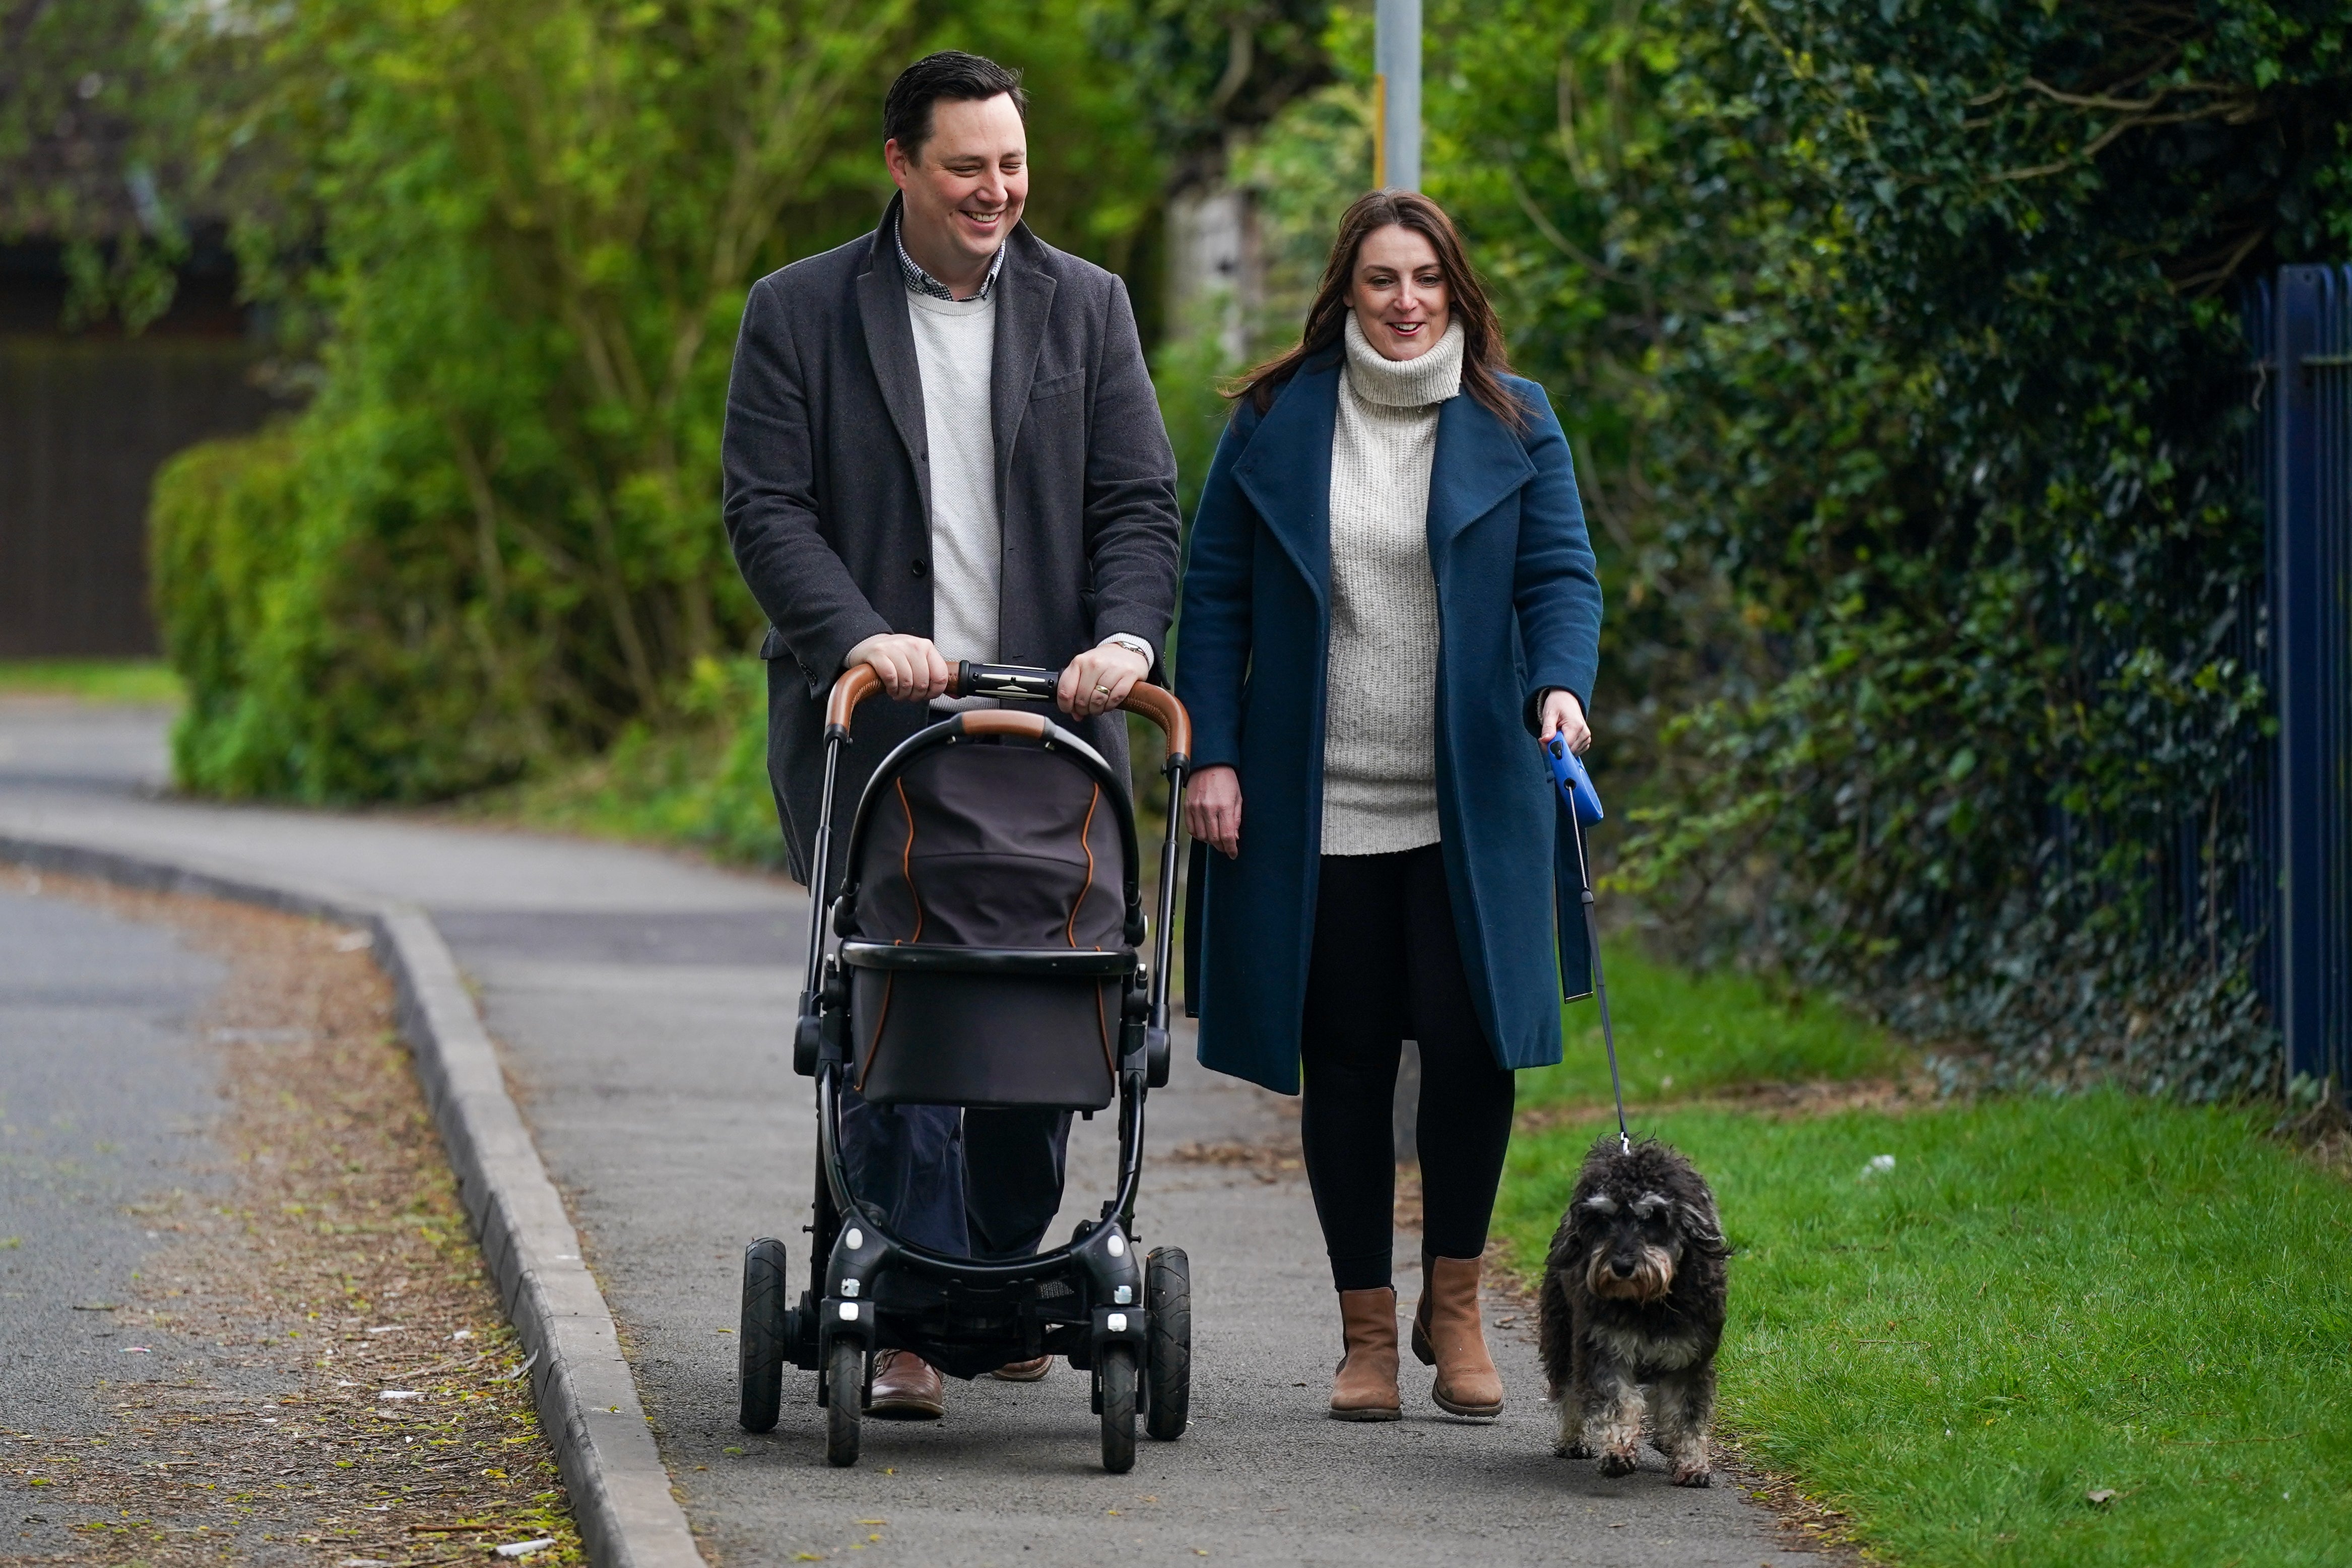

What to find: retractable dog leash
left=1547, top=735, right=1631, bottom=1157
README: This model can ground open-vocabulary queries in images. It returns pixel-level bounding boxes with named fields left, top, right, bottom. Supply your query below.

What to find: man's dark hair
left=883, top=51, right=1026, bottom=158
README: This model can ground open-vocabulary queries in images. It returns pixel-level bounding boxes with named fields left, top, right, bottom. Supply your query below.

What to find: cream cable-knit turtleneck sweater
left=1320, top=312, right=1465, bottom=856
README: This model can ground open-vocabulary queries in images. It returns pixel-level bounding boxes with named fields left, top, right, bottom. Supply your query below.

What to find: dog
left=1537, top=1135, right=1729, bottom=1487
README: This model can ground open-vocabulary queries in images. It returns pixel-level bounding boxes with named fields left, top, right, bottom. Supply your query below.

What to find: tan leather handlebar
left=1118, top=682, right=1192, bottom=761
left=959, top=710, right=1052, bottom=740
left=823, top=662, right=882, bottom=732
left=821, top=662, right=1193, bottom=761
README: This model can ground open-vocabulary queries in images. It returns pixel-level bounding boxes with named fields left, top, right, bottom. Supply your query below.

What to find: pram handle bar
left=822, top=660, right=1192, bottom=765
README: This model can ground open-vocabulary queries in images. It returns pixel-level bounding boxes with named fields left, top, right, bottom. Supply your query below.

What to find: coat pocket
left=1029, top=368, right=1085, bottom=403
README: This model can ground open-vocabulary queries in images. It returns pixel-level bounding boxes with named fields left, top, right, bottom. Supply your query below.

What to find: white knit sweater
left=1320, top=313, right=1464, bottom=856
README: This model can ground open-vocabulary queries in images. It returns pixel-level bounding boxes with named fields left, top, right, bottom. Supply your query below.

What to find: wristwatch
left=1100, top=633, right=1154, bottom=665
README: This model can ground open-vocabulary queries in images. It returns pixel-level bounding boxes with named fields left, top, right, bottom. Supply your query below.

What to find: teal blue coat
left=1176, top=352, right=1604, bottom=1094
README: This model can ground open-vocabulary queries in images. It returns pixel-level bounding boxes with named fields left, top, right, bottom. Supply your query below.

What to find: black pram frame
left=735, top=660, right=1194, bottom=1474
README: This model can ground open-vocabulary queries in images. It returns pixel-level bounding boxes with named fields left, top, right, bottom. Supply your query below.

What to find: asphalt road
left=0, top=698, right=1816, bottom=1566
left=0, top=875, right=291, bottom=1441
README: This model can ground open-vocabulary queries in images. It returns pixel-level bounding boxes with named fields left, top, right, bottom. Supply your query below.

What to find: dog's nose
left=1610, top=1258, right=1634, bottom=1278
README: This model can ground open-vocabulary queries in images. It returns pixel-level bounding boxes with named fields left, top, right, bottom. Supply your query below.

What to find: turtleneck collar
left=1342, top=311, right=1465, bottom=409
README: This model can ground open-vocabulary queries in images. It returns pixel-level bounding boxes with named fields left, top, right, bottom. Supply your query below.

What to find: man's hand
left=1540, top=689, right=1592, bottom=755
left=1057, top=639, right=1150, bottom=720
left=846, top=633, right=952, bottom=703
left=1185, top=765, right=1242, bottom=859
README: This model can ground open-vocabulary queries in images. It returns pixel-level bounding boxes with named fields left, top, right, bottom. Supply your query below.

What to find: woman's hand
left=1540, top=689, right=1592, bottom=755
left=1185, top=765, right=1243, bottom=859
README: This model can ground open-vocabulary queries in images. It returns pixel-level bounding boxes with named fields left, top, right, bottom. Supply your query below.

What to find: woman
left=1176, top=190, right=1602, bottom=1422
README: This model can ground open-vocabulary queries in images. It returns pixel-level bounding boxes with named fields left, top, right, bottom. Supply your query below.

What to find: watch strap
left=1101, top=633, right=1154, bottom=664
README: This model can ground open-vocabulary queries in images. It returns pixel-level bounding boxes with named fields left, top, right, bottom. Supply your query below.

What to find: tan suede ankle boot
left=1329, top=1287, right=1402, bottom=1421
left=1411, top=1255, right=1504, bottom=1417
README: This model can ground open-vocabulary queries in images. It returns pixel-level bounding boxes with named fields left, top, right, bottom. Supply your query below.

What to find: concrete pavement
left=0, top=697, right=1816, bottom=1566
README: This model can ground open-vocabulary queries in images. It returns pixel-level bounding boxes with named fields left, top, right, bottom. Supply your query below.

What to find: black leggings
left=1299, top=844, right=1517, bottom=1292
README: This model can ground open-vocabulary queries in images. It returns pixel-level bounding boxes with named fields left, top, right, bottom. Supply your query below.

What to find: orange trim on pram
left=854, top=777, right=924, bottom=1094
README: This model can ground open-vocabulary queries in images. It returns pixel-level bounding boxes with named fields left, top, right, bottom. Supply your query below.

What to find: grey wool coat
left=722, top=196, right=1182, bottom=890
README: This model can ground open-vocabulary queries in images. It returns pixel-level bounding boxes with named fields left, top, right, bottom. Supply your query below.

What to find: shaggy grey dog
left=1537, top=1136, right=1729, bottom=1486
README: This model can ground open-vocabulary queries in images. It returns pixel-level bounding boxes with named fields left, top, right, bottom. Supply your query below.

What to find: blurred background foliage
left=1245, top=0, right=2347, bottom=1100
left=9, top=0, right=2351, bottom=1094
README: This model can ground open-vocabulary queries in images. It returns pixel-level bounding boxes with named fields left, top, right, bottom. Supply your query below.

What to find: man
left=721, top=52, right=1181, bottom=1420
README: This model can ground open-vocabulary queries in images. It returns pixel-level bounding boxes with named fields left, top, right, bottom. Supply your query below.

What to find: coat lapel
left=1231, top=358, right=1339, bottom=606
left=990, top=227, right=1056, bottom=503
left=854, top=197, right=932, bottom=521
left=1427, top=392, right=1537, bottom=545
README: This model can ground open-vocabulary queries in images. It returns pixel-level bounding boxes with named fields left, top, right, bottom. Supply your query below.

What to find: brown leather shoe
left=866, top=1349, right=945, bottom=1420
left=1412, top=1255, right=1504, bottom=1418
left=990, top=1355, right=1053, bottom=1382
left=1329, top=1287, right=1402, bottom=1421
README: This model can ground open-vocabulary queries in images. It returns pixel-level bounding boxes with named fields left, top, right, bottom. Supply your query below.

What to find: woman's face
left=1347, top=224, right=1451, bottom=362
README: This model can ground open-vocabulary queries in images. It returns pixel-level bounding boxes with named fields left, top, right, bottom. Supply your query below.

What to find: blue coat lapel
left=1230, top=365, right=1537, bottom=594
left=1231, top=358, right=1338, bottom=605
left=1428, top=392, right=1537, bottom=545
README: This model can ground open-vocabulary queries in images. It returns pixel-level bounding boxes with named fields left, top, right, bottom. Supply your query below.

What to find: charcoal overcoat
left=722, top=195, right=1181, bottom=889
left=1175, top=351, right=1604, bottom=1094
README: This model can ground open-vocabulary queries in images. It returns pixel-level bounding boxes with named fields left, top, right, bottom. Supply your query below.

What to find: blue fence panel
left=2253, top=266, right=2352, bottom=1094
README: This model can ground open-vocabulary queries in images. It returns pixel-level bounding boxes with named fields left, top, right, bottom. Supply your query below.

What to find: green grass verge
left=469, top=725, right=783, bottom=869
left=1519, top=941, right=1901, bottom=1110
left=454, top=657, right=783, bottom=868
left=0, top=659, right=183, bottom=704
left=1495, top=1093, right=2352, bottom=1567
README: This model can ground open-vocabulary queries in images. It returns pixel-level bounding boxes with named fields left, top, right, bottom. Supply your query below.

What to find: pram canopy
left=841, top=724, right=1137, bottom=1111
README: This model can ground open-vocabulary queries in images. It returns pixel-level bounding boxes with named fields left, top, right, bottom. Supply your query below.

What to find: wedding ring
left=1094, top=683, right=1111, bottom=695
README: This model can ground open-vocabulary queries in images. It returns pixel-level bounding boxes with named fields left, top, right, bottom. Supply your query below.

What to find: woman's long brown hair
left=1228, top=189, right=1526, bottom=430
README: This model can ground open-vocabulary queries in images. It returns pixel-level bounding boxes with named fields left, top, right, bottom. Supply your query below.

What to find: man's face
left=886, top=94, right=1028, bottom=273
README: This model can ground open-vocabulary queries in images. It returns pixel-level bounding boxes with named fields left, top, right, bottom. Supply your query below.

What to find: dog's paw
left=1595, top=1449, right=1639, bottom=1478
left=1555, top=1439, right=1591, bottom=1459
left=1671, top=1463, right=1714, bottom=1488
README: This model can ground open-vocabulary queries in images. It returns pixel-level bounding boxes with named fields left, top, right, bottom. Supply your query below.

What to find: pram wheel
left=824, top=1340, right=864, bottom=1467
left=738, top=1238, right=790, bottom=1433
left=1096, top=1344, right=1137, bottom=1474
left=1144, top=1247, right=1191, bottom=1441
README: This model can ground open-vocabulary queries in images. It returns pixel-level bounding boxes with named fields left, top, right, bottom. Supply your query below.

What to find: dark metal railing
left=2232, top=267, right=2352, bottom=1094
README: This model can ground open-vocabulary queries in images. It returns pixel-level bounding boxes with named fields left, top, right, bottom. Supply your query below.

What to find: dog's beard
left=1585, top=1244, right=1676, bottom=1303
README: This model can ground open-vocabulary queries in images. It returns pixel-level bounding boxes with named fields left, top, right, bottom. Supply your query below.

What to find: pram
left=736, top=660, right=1194, bottom=1474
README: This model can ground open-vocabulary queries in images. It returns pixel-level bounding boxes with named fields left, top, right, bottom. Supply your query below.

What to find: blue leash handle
left=1547, top=733, right=1604, bottom=823
left=1547, top=734, right=1629, bottom=1154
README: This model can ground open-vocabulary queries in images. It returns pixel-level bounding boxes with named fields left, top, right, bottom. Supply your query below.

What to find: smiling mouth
left=1387, top=320, right=1426, bottom=335
left=959, top=208, right=1005, bottom=229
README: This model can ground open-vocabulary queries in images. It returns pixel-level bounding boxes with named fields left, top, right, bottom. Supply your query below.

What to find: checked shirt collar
left=895, top=215, right=1005, bottom=302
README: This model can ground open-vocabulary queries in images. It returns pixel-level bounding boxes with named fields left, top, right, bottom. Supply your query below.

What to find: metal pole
left=1374, top=0, right=1421, bottom=191
left=2272, top=266, right=2338, bottom=1092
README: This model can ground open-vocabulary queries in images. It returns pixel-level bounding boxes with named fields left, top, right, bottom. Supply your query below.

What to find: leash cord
left=1567, top=809, right=1632, bottom=1156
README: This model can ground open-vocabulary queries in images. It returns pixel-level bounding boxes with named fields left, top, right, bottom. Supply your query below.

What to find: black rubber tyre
left=1144, top=1247, right=1191, bottom=1441
left=738, top=1238, right=789, bottom=1433
left=824, top=1339, right=864, bottom=1468
left=1098, top=1343, right=1137, bottom=1474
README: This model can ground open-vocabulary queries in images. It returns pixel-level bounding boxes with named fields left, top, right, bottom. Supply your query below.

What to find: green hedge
left=1233, top=0, right=2352, bottom=1095
left=144, top=0, right=1172, bottom=806
left=150, top=418, right=560, bottom=801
